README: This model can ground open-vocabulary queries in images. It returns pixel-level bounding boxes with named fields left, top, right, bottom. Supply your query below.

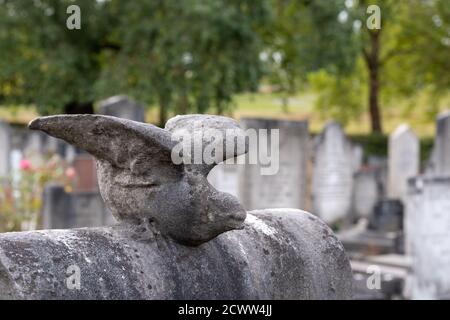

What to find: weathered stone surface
left=0, top=209, right=352, bottom=299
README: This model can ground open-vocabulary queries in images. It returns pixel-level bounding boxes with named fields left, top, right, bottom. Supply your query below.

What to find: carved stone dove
left=28, top=114, right=248, bottom=245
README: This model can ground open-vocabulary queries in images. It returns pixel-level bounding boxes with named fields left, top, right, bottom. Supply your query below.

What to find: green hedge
left=348, top=134, right=434, bottom=166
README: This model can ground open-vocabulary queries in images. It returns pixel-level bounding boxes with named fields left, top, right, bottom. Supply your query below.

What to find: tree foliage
left=1, top=0, right=449, bottom=130
left=267, top=0, right=450, bottom=131
left=263, top=0, right=358, bottom=98
left=0, top=0, right=270, bottom=124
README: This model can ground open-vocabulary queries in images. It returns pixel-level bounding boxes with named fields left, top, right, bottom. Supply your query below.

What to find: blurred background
left=0, top=0, right=450, bottom=299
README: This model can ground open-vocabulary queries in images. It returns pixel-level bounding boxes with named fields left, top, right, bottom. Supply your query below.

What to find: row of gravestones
left=209, top=114, right=450, bottom=300
left=317, top=112, right=450, bottom=300
left=209, top=119, right=389, bottom=226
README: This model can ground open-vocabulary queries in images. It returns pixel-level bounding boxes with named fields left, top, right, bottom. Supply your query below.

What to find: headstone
left=42, top=184, right=111, bottom=229
left=0, top=121, right=11, bottom=178
left=207, top=162, right=239, bottom=198
left=23, top=131, right=43, bottom=157
left=98, top=95, right=146, bottom=122
left=368, top=155, right=388, bottom=197
left=353, top=169, right=380, bottom=219
left=388, top=124, right=419, bottom=200
left=404, top=177, right=423, bottom=256
left=43, top=136, right=60, bottom=155
left=72, top=154, right=98, bottom=192
left=312, top=121, right=353, bottom=224
left=10, top=149, right=22, bottom=186
left=65, top=145, right=77, bottom=164
left=352, top=144, right=364, bottom=173
left=368, top=199, right=403, bottom=233
left=239, top=118, right=310, bottom=210
left=407, top=176, right=450, bottom=299
left=432, top=111, right=450, bottom=175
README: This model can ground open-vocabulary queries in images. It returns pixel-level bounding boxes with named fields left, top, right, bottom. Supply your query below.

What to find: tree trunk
left=158, top=96, right=169, bottom=127
left=176, top=92, right=189, bottom=115
left=364, top=30, right=383, bottom=134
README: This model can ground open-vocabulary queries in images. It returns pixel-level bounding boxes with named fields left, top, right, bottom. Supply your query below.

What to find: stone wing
left=28, top=115, right=181, bottom=177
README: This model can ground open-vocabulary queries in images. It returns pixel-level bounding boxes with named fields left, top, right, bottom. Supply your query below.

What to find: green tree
left=0, top=0, right=113, bottom=114
left=271, top=0, right=450, bottom=133
left=96, top=0, right=270, bottom=125
left=0, top=0, right=270, bottom=125
left=264, top=0, right=358, bottom=112
left=384, top=0, right=450, bottom=118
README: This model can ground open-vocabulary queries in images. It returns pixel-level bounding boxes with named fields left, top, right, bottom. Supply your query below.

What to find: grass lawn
left=1, top=91, right=448, bottom=139
left=228, top=91, right=445, bottom=138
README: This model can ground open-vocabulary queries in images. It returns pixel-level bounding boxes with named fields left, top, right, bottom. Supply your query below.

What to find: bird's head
left=29, top=114, right=248, bottom=245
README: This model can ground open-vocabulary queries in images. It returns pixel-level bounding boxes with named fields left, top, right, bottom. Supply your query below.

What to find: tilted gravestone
left=0, top=114, right=352, bottom=299
left=239, top=118, right=310, bottom=210
left=406, top=176, right=450, bottom=299
left=388, top=124, right=419, bottom=201
left=0, top=120, right=11, bottom=178
left=98, top=95, right=146, bottom=123
left=312, top=121, right=353, bottom=224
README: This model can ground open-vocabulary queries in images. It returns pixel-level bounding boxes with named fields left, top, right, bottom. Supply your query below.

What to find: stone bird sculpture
left=28, top=114, right=247, bottom=245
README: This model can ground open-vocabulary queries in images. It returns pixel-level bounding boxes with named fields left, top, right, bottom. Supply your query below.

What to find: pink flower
left=65, top=167, right=76, bottom=179
left=19, top=159, right=32, bottom=171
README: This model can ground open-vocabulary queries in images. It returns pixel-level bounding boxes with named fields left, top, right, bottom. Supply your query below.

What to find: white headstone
left=208, top=161, right=240, bottom=198
left=352, top=144, right=364, bottom=173
left=388, top=124, right=419, bottom=201
left=353, top=170, right=379, bottom=219
left=44, top=136, right=60, bottom=154
left=23, top=131, right=43, bottom=157
left=312, top=121, right=353, bottom=224
left=239, top=118, right=310, bottom=210
left=407, top=176, right=450, bottom=299
left=0, top=121, right=11, bottom=178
